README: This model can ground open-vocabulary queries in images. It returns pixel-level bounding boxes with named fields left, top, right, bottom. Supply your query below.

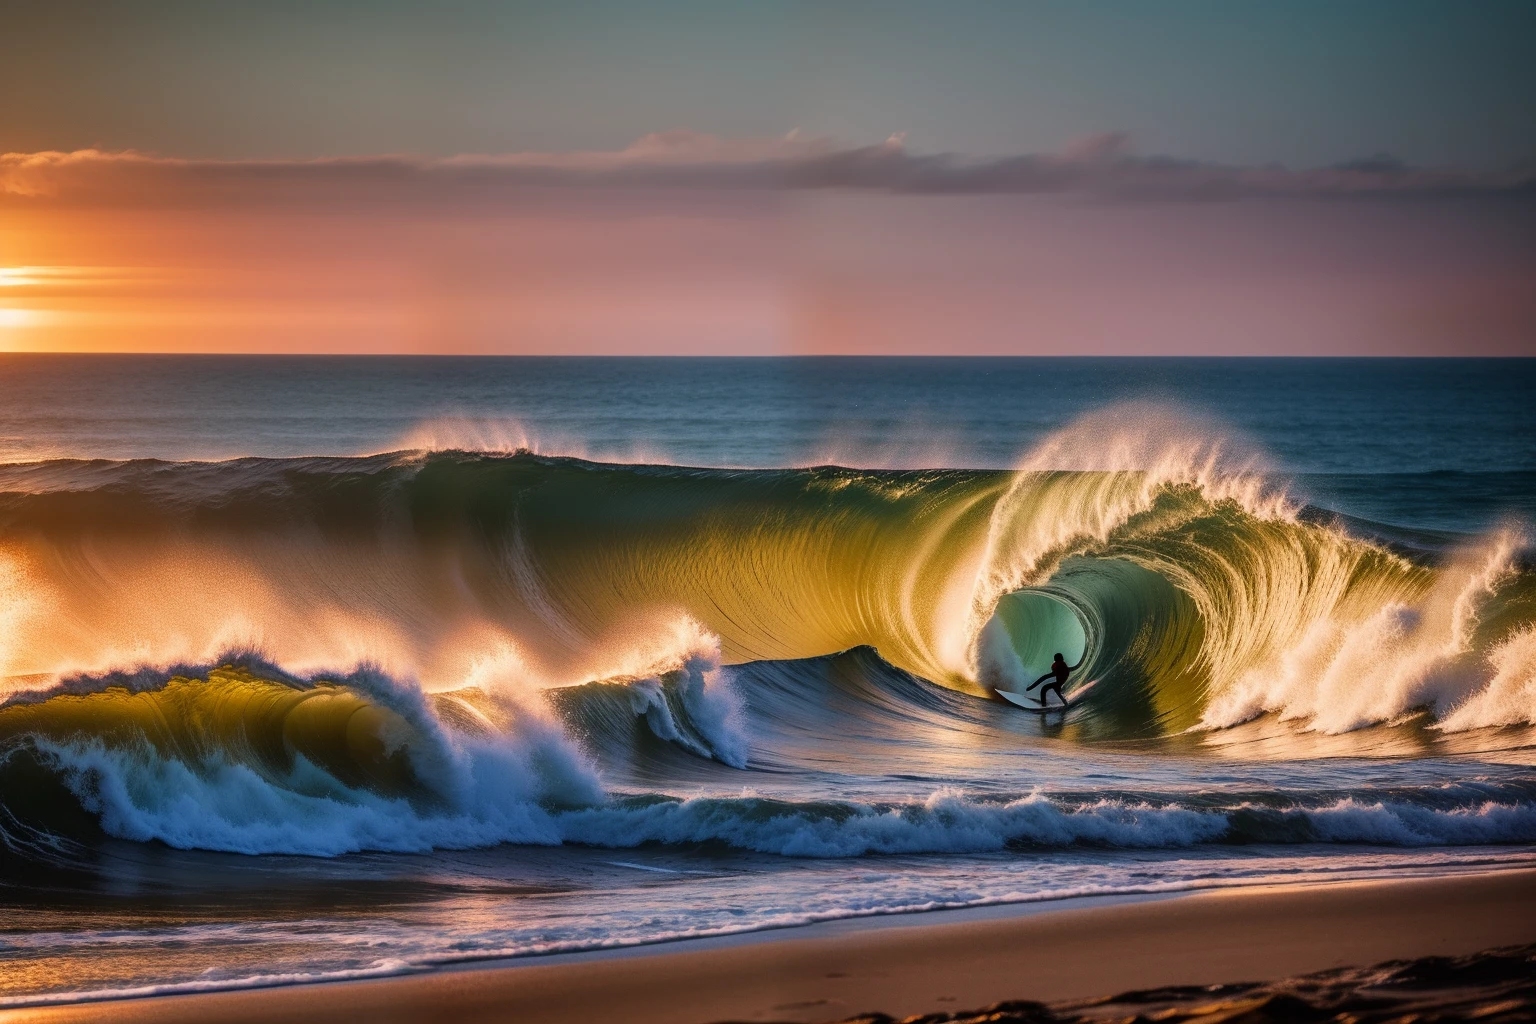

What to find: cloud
left=3, top=132, right=1533, bottom=207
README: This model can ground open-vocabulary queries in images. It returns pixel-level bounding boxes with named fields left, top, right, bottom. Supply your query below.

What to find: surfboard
left=996, top=678, right=1099, bottom=712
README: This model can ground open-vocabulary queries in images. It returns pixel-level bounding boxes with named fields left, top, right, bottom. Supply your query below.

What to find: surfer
left=1027, top=653, right=1071, bottom=707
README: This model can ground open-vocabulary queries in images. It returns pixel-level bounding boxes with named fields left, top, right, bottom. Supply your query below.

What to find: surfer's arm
left=1026, top=672, right=1053, bottom=690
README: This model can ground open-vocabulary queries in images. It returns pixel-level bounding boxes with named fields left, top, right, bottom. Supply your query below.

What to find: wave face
left=3, top=415, right=1532, bottom=729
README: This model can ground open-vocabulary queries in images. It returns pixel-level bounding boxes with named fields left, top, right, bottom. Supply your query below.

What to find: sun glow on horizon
left=3, top=180, right=1534, bottom=355
left=1, top=266, right=76, bottom=288
left=0, top=307, right=42, bottom=328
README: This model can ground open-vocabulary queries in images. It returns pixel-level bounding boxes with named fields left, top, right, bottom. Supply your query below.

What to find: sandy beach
left=6, top=868, right=1532, bottom=1024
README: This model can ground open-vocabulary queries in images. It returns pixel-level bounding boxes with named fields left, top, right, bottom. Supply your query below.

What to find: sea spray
left=1205, top=528, right=1531, bottom=732
left=0, top=631, right=755, bottom=856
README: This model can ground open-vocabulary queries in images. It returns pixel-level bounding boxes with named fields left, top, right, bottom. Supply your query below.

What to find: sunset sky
left=3, top=0, right=1533, bottom=355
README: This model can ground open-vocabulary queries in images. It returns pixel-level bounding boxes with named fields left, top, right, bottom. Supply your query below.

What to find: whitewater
left=1, top=356, right=1533, bottom=1006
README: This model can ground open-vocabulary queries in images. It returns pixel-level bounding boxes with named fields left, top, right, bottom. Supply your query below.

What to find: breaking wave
left=2, top=409, right=1530, bottom=730
left=3, top=657, right=1534, bottom=861
left=0, top=407, right=1532, bottom=859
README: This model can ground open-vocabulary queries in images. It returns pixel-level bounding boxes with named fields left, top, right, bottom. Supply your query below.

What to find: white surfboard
left=996, top=678, right=1099, bottom=712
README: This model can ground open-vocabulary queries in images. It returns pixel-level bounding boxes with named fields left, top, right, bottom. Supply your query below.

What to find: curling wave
left=1, top=409, right=1531, bottom=745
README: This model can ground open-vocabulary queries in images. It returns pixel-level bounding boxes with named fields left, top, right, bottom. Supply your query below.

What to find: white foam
left=1204, top=528, right=1531, bottom=733
left=1438, top=627, right=1536, bottom=730
left=35, top=711, right=1536, bottom=859
left=389, top=415, right=668, bottom=465
left=554, top=786, right=1536, bottom=858
left=40, top=736, right=573, bottom=857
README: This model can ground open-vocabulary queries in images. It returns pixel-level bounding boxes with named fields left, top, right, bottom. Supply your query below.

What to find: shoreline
left=7, top=867, right=1534, bottom=1024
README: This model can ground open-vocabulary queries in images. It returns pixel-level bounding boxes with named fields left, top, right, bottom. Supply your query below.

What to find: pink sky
left=3, top=138, right=1533, bottom=355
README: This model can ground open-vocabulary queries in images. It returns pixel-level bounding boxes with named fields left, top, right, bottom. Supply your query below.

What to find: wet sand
left=6, top=869, right=1533, bottom=1024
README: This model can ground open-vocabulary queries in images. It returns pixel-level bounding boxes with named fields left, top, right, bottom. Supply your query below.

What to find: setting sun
left=0, top=267, right=39, bottom=287
left=0, top=307, right=39, bottom=328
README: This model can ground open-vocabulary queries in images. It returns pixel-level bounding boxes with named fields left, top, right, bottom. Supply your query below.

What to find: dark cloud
left=4, top=132, right=1533, bottom=207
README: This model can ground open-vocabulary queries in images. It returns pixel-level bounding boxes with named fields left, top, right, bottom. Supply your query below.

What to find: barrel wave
left=1, top=411, right=1534, bottom=860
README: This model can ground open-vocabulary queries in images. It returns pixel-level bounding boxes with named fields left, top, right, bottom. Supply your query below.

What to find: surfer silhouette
left=1027, top=653, right=1071, bottom=707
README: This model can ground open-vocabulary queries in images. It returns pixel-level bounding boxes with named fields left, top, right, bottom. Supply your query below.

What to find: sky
left=2, top=0, right=1534, bottom=355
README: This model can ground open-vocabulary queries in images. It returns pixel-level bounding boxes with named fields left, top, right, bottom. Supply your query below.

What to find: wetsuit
left=1029, top=659, right=1070, bottom=706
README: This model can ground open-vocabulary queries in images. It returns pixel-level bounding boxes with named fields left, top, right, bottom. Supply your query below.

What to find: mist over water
left=0, top=357, right=1532, bottom=1005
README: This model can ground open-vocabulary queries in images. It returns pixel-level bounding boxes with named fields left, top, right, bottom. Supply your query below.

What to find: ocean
left=1, top=355, right=1533, bottom=1005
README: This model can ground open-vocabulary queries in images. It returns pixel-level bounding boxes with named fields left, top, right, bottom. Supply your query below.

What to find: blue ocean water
left=1, top=355, right=1531, bottom=471
left=0, top=356, right=1532, bottom=1005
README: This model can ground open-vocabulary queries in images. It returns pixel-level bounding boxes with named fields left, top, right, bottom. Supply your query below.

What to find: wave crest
left=0, top=411, right=1531, bottom=746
